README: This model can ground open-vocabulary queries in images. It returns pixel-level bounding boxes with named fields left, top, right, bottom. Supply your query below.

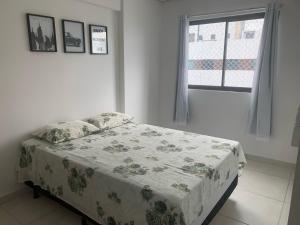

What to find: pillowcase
left=86, top=112, right=133, bottom=130
left=32, top=120, right=99, bottom=144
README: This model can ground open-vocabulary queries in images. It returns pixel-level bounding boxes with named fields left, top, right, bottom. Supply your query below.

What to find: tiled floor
left=0, top=159, right=295, bottom=225
left=211, top=158, right=295, bottom=225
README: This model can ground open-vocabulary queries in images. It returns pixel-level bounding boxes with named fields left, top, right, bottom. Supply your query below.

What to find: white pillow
left=32, top=120, right=99, bottom=144
left=86, top=112, right=133, bottom=130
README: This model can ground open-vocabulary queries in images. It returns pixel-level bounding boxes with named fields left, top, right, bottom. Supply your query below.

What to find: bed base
left=25, top=182, right=99, bottom=225
left=25, top=176, right=238, bottom=225
left=201, top=176, right=238, bottom=225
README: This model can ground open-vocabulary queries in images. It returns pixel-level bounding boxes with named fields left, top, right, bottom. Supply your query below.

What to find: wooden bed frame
left=25, top=176, right=238, bottom=225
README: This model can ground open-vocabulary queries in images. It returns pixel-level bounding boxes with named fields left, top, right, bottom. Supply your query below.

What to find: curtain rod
left=188, top=7, right=266, bottom=20
left=188, top=4, right=283, bottom=20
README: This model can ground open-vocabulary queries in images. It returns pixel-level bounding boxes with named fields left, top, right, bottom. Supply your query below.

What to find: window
left=244, top=31, right=255, bottom=39
left=189, top=33, right=195, bottom=42
left=210, top=34, right=216, bottom=40
left=188, top=13, right=265, bottom=92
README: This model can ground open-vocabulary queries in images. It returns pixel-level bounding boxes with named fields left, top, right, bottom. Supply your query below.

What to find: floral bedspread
left=18, top=123, right=246, bottom=225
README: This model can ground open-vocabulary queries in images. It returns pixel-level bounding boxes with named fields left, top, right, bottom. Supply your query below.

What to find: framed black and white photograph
left=62, top=20, right=85, bottom=53
left=27, top=13, right=57, bottom=52
left=89, top=24, right=108, bottom=55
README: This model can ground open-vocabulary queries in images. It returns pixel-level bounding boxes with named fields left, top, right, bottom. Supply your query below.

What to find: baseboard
left=0, top=186, right=31, bottom=205
left=246, top=153, right=296, bottom=168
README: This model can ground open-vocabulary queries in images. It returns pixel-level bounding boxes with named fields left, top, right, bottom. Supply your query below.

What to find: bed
left=17, top=122, right=246, bottom=225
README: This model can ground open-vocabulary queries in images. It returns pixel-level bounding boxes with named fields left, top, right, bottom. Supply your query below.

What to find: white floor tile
left=1, top=192, right=57, bottom=225
left=210, top=214, right=248, bottom=225
left=0, top=187, right=31, bottom=206
left=30, top=205, right=81, bottom=225
left=279, top=203, right=290, bottom=225
left=220, top=188, right=283, bottom=225
left=245, top=159, right=293, bottom=179
left=238, top=169, right=289, bottom=201
left=284, top=182, right=294, bottom=203
left=0, top=207, right=20, bottom=225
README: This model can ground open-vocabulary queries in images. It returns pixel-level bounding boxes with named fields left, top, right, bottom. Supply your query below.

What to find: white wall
left=122, top=0, right=163, bottom=124
left=159, top=0, right=300, bottom=163
left=0, top=0, right=120, bottom=197
left=81, top=0, right=121, bottom=11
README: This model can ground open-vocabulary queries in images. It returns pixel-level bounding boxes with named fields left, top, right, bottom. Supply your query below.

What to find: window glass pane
left=224, top=18, right=264, bottom=88
left=188, top=22, right=226, bottom=86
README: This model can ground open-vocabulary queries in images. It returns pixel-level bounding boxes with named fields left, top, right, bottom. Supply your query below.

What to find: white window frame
left=188, top=12, right=265, bottom=92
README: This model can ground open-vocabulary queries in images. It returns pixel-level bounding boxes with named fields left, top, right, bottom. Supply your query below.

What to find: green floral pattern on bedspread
left=19, top=146, right=35, bottom=168
left=32, top=121, right=99, bottom=144
left=17, top=123, right=246, bottom=225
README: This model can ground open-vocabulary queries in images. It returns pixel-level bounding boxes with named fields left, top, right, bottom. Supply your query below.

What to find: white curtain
left=249, top=3, right=280, bottom=138
left=174, top=15, right=189, bottom=124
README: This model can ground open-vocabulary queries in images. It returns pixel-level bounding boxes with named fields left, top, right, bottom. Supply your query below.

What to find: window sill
left=188, top=85, right=252, bottom=93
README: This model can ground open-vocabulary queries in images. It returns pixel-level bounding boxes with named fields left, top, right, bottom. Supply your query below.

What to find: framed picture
left=62, top=20, right=85, bottom=53
left=89, top=24, right=108, bottom=55
left=26, top=13, right=57, bottom=52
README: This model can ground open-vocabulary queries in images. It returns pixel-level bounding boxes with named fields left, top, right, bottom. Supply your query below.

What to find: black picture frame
left=62, top=19, right=85, bottom=53
left=89, top=24, right=108, bottom=55
left=26, top=13, right=57, bottom=52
